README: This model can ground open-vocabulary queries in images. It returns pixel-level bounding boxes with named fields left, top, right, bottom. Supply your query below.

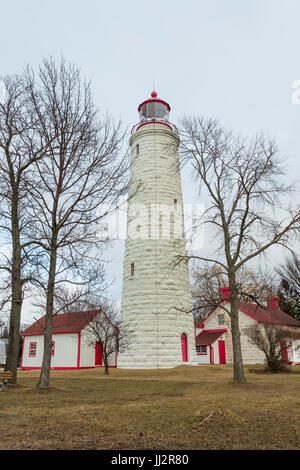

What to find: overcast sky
left=1, top=0, right=300, bottom=323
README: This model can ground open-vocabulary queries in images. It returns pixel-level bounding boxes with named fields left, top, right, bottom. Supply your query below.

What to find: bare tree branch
left=179, top=115, right=300, bottom=383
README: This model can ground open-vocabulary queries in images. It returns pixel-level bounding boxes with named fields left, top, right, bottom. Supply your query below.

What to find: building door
left=218, top=340, right=226, bottom=364
left=281, top=341, right=288, bottom=362
left=181, top=334, right=188, bottom=362
left=210, top=345, right=214, bottom=364
left=95, top=341, right=103, bottom=366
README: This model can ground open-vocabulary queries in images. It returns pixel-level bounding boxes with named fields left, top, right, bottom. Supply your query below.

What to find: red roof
left=138, top=97, right=171, bottom=112
left=196, top=329, right=226, bottom=346
left=21, top=310, right=101, bottom=336
left=196, top=301, right=300, bottom=329
left=238, top=303, right=300, bottom=328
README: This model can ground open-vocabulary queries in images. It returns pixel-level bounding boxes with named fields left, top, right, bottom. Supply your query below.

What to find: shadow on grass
left=248, top=367, right=297, bottom=375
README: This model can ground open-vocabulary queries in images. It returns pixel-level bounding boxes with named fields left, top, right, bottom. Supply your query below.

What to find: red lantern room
left=138, top=91, right=170, bottom=121
left=131, top=91, right=178, bottom=135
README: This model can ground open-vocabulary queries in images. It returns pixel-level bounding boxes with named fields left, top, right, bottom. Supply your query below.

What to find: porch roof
left=196, top=329, right=227, bottom=346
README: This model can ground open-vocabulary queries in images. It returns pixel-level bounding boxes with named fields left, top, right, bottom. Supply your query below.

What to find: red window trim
left=29, top=342, right=37, bottom=357
left=51, top=340, right=55, bottom=356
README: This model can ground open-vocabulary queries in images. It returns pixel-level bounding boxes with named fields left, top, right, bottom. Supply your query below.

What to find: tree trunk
left=229, top=274, right=246, bottom=383
left=104, top=358, right=109, bottom=375
left=5, top=294, right=22, bottom=384
left=5, top=189, right=23, bottom=384
left=36, top=312, right=53, bottom=388
left=36, top=238, right=57, bottom=389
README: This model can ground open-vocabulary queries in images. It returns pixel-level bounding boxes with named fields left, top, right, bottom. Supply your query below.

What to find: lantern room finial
left=151, top=90, right=158, bottom=98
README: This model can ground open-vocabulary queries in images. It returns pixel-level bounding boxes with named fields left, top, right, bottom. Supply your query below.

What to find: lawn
left=0, top=365, right=299, bottom=450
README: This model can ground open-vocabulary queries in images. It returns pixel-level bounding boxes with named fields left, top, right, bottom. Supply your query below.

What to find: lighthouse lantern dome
left=138, top=91, right=170, bottom=122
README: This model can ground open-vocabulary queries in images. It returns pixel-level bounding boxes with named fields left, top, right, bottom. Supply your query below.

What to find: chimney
left=221, top=287, right=230, bottom=300
left=266, top=296, right=279, bottom=309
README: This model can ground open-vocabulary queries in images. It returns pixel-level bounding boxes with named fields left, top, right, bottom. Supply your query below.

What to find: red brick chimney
left=266, top=296, right=279, bottom=309
left=221, top=287, right=230, bottom=300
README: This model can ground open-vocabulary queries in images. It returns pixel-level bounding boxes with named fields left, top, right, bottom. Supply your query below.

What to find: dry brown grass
left=1, top=365, right=299, bottom=450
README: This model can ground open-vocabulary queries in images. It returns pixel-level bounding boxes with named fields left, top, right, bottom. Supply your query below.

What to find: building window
left=174, top=199, right=177, bottom=210
left=29, top=342, right=37, bottom=357
left=218, top=314, right=225, bottom=325
left=51, top=341, right=55, bottom=356
left=136, top=144, right=139, bottom=155
left=131, top=263, right=134, bottom=276
left=196, top=345, right=207, bottom=355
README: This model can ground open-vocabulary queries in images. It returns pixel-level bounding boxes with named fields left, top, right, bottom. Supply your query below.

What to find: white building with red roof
left=20, top=310, right=117, bottom=370
left=195, top=287, right=300, bottom=366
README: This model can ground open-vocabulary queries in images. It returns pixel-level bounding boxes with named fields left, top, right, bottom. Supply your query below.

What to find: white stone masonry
left=118, top=123, right=198, bottom=368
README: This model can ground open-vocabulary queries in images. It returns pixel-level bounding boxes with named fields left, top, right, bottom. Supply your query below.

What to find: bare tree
left=23, top=58, right=128, bottom=389
left=192, top=264, right=276, bottom=321
left=82, top=301, right=129, bottom=375
left=0, top=317, right=9, bottom=338
left=30, top=254, right=110, bottom=316
left=277, top=253, right=300, bottom=319
left=0, top=73, right=51, bottom=383
left=179, top=116, right=300, bottom=382
left=50, top=285, right=111, bottom=314
left=243, top=322, right=299, bottom=372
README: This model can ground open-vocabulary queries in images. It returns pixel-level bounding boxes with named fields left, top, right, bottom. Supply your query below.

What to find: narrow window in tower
left=174, top=199, right=178, bottom=210
left=170, top=212, right=174, bottom=240
left=136, top=144, right=139, bottom=155
left=131, top=263, right=135, bottom=276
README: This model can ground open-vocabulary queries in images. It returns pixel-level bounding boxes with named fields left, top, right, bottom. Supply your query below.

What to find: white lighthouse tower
left=118, top=91, right=198, bottom=369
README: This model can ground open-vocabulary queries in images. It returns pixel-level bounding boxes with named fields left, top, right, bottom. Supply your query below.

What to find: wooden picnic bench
left=0, top=371, right=12, bottom=391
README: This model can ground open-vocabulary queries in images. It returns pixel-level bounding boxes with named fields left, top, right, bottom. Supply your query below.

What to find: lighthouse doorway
left=181, top=334, right=188, bottom=362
